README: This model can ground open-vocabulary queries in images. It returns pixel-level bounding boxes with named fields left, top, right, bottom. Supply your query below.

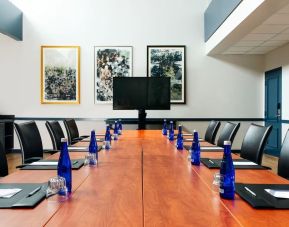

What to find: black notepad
left=68, top=146, right=102, bottom=152
left=200, top=158, right=269, bottom=169
left=0, top=183, right=47, bottom=208
left=235, top=183, right=289, bottom=209
left=20, top=159, right=84, bottom=170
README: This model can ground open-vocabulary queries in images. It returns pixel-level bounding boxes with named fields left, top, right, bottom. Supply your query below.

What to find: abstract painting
left=41, top=46, right=80, bottom=104
left=147, top=45, right=186, bottom=104
left=95, top=46, right=132, bottom=103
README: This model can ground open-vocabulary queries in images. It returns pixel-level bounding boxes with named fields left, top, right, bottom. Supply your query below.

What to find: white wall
left=0, top=0, right=265, bottom=147
left=265, top=42, right=289, bottom=141
left=0, top=0, right=264, bottom=119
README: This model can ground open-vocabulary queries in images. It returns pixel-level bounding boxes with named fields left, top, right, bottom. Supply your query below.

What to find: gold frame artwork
left=41, top=46, right=80, bottom=104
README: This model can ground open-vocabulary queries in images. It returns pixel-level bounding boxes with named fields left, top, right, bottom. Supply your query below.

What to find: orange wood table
left=1, top=130, right=289, bottom=226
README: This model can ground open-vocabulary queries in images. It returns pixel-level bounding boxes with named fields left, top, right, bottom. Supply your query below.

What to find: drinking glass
left=84, top=153, right=97, bottom=166
left=212, top=173, right=223, bottom=193
left=46, top=176, right=68, bottom=202
left=103, top=141, right=111, bottom=149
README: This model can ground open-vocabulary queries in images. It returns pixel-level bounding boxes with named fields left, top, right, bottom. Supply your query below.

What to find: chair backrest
left=0, top=140, right=8, bottom=177
left=14, top=121, right=43, bottom=164
left=240, top=123, right=272, bottom=165
left=278, top=130, right=289, bottom=179
left=63, top=119, right=79, bottom=145
left=46, top=121, right=65, bottom=150
left=204, top=120, right=221, bottom=144
left=217, top=122, right=240, bottom=147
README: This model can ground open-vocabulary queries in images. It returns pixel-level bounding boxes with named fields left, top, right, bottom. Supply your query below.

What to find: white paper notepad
left=233, top=161, right=257, bottom=166
left=82, top=138, right=103, bottom=142
left=265, top=189, right=289, bottom=199
left=184, top=139, right=194, bottom=141
left=68, top=147, right=89, bottom=150
left=30, top=162, right=58, bottom=166
left=81, top=138, right=90, bottom=142
left=200, top=146, right=223, bottom=150
left=184, top=138, right=204, bottom=142
left=0, top=188, right=22, bottom=198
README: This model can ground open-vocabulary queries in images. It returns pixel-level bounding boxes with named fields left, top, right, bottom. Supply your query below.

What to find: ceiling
left=223, top=3, right=289, bottom=54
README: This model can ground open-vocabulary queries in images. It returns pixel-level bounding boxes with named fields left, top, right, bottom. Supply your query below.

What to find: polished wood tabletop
left=1, top=130, right=289, bottom=226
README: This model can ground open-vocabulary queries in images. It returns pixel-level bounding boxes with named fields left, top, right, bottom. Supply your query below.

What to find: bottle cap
left=164, top=119, right=166, bottom=121
left=170, top=121, right=173, bottom=123
left=115, top=120, right=117, bottom=123
left=224, top=141, right=231, bottom=146
left=193, top=129, right=197, bottom=132
left=61, top=138, right=68, bottom=143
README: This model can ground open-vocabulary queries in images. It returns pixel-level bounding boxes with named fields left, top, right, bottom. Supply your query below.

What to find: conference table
left=0, top=130, right=289, bottom=226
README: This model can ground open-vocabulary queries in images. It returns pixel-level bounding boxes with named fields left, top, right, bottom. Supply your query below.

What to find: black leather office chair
left=240, top=123, right=272, bottom=165
left=46, top=121, right=65, bottom=150
left=14, top=121, right=43, bottom=164
left=216, top=122, right=240, bottom=147
left=278, top=130, right=289, bottom=179
left=63, top=119, right=88, bottom=145
left=204, top=120, right=221, bottom=144
left=0, top=140, right=8, bottom=177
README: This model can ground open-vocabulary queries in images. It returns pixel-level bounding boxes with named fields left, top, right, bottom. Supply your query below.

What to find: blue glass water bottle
left=104, top=125, right=111, bottom=150
left=118, top=119, right=122, bottom=135
left=162, top=119, right=167, bottom=136
left=219, top=141, right=235, bottom=200
left=176, top=125, right=183, bottom=150
left=113, top=121, right=118, bottom=140
left=191, top=130, right=200, bottom=165
left=58, top=138, right=72, bottom=194
left=169, top=121, right=174, bottom=141
left=89, top=130, right=98, bottom=166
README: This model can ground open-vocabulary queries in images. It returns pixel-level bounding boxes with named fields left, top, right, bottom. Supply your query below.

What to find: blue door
left=265, top=67, right=282, bottom=156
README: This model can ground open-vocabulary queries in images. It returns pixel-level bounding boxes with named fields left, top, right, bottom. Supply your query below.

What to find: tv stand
left=138, top=109, right=147, bottom=130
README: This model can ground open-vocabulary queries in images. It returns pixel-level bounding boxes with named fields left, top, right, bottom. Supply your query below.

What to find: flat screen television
left=113, top=77, right=170, bottom=110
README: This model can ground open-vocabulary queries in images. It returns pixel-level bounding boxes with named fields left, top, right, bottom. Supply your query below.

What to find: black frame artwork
left=147, top=45, right=186, bottom=104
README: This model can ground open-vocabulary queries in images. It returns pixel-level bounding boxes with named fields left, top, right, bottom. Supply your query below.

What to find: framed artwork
left=41, top=46, right=80, bottom=104
left=94, top=46, right=133, bottom=103
left=147, top=45, right=186, bottom=104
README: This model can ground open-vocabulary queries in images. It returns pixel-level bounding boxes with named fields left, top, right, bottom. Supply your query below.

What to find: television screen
left=113, top=77, right=170, bottom=110
left=147, top=77, right=170, bottom=110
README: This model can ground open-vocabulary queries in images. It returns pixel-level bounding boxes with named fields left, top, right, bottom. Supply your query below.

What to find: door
left=265, top=67, right=282, bottom=156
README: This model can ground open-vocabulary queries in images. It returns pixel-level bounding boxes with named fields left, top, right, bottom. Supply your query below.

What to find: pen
left=244, top=186, right=256, bottom=197
left=209, top=159, right=214, bottom=164
left=27, top=186, right=41, bottom=197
